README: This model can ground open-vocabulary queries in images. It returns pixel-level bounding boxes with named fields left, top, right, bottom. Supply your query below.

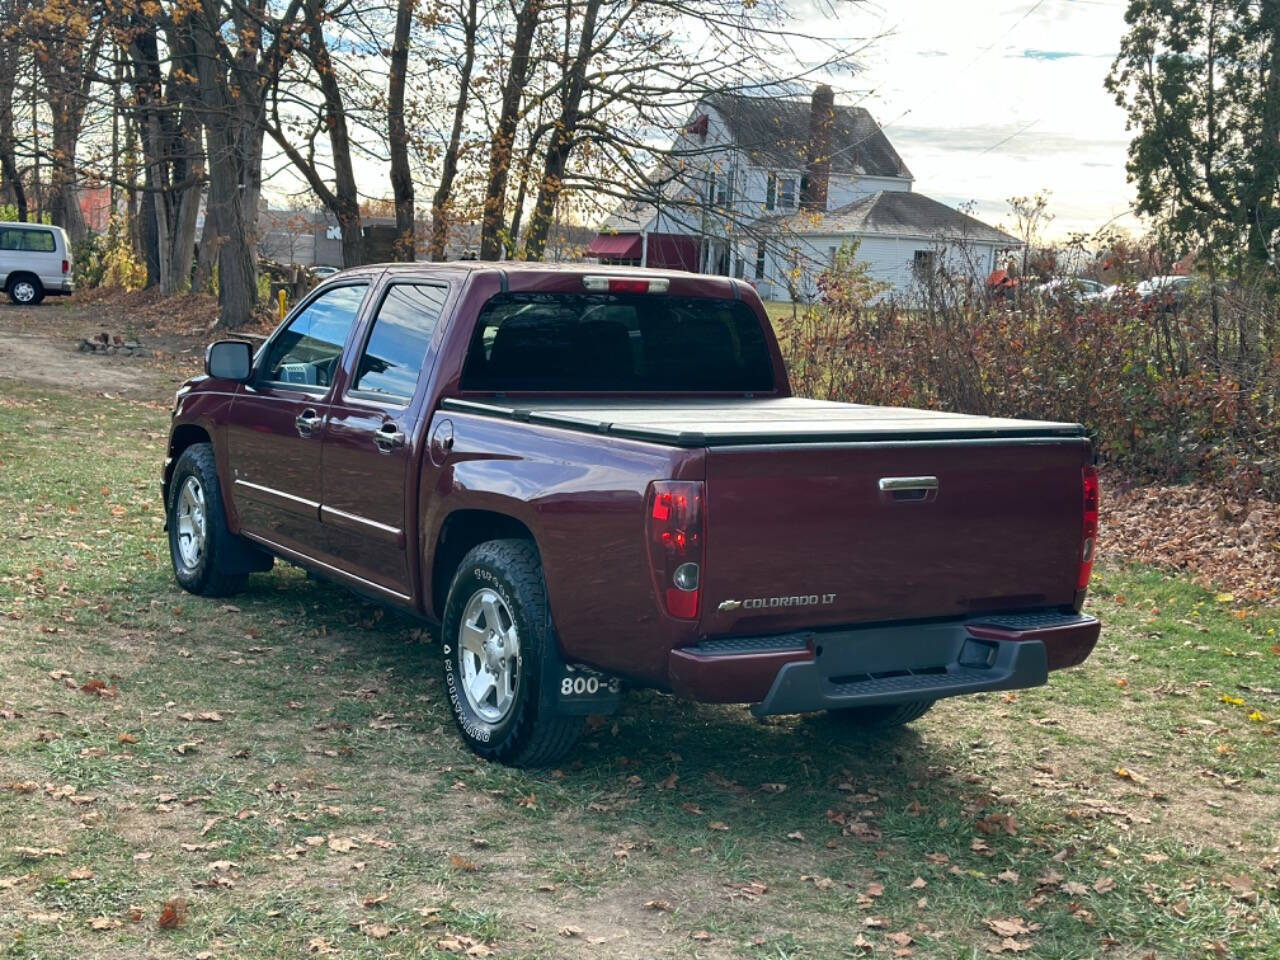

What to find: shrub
left=73, top=217, right=146, bottom=292
left=782, top=273, right=1280, bottom=499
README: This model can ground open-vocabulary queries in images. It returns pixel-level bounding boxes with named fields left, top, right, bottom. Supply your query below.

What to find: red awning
left=586, top=233, right=642, bottom=259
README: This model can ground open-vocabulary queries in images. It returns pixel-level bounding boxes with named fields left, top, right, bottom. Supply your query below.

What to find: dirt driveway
left=0, top=298, right=211, bottom=401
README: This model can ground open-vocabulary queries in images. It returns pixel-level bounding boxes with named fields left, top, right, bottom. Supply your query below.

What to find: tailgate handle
left=879, top=476, right=938, bottom=501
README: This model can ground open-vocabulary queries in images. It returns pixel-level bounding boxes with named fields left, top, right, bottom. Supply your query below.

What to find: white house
left=587, top=87, right=1020, bottom=302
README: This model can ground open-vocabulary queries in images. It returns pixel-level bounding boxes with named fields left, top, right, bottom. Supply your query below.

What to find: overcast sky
left=835, top=0, right=1136, bottom=239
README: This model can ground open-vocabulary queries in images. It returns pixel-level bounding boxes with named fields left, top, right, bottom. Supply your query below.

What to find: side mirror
left=205, top=340, right=253, bottom=382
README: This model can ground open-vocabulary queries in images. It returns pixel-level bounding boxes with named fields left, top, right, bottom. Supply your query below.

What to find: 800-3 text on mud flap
left=538, top=618, right=622, bottom=718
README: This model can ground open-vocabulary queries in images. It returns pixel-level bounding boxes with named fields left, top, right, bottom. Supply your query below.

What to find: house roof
left=704, top=93, right=912, bottom=181
left=767, top=190, right=1020, bottom=245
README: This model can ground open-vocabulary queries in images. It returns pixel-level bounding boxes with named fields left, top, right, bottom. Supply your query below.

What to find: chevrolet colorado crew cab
left=165, top=263, right=1101, bottom=766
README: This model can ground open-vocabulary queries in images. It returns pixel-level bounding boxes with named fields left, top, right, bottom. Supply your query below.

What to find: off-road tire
left=442, top=539, right=582, bottom=767
left=7, top=274, right=44, bottom=305
left=828, top=699, right=934, bottom=729
left=167, top=443, right=248, bottom=597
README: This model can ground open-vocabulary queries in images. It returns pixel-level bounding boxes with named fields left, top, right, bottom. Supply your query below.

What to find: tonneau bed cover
left=441, top=397, right=1087, bottom=448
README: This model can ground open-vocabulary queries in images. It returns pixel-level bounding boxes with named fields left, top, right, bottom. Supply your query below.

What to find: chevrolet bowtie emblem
left=718, top=599, right=743, bottom=612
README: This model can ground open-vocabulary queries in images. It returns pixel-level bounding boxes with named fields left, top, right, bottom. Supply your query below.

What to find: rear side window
left=0, top=228, right=56, bottom=252
left=352, top=283, right=448, bottom=402
left=260, top=284, right=368, bottom=389
left=460, top=293, right=775, bottom=392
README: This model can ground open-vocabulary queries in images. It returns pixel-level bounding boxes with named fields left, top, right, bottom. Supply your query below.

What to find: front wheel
left=441, top=540, right=581, bottom=767
left=167, top=443, right=248, bottom=597
left=827, top=699, right=934, bottom=730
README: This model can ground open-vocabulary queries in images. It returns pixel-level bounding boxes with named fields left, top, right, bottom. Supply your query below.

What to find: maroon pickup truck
left=164, top=263, right=1100, bottom=766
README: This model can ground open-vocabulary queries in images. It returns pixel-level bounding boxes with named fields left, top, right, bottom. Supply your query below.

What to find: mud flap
left=538, top=615, right=622, bottom=718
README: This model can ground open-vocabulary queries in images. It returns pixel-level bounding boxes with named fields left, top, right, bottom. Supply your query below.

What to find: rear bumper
left=666, top=611, right=1099, bottom=715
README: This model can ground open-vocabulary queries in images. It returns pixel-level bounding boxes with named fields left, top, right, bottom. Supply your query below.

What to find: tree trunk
left=49, top=123, right=87, bottom=242
left=428, top=0, right=478, bottom=261
left=191, top=1, right=259, bottom=327
left=478, top=0, right=543, bottom=260
left=193, top=189, right=218, bottom=293
left=522, top=0, right=603, bottom=260
left=388, top=0, right=415, bottom=261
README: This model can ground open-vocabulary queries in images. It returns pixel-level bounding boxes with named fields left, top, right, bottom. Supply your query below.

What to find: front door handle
left=374, top=421, right=406, bottom=453
left=295, top=408, right=321, bottom=438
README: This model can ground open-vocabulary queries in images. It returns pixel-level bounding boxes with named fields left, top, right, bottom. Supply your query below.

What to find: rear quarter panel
left=422, top=411, right=703, bottom=685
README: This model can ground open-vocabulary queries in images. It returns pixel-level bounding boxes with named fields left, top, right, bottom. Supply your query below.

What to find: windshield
left=460, top=292, right=775, bottom=393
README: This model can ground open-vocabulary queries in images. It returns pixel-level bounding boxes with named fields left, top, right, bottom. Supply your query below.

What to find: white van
left=0, top=222, right=74, bottom=305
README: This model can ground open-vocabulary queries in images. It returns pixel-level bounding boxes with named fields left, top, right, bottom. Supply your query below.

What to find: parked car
left=1136, top=275, right=1194, bottom=308
left=310, top=265, right=341, bottom=279
left=164, top=263, right=1101, bottom=765
left=1035, top=277, right=1106, bottom=300
left=0, top=222, right=74, bottom=305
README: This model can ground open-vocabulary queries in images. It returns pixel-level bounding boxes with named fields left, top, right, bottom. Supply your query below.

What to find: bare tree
left=478, top=0, right=542, bottom=260
left=117, top=5, right=205, bottom=293
left=22, top=0, right=106, bottom=241
left=0, top=0, right=30, bottom=220
left=388, top=0, right=415, bottom=259
left=428, top=0, right=478, bottom=260
left=190, top=0, right=305, bottom=325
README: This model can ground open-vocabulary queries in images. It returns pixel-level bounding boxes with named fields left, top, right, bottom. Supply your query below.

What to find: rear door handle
left=877, top=476, right=939, bottom=492
left=374, top=421, right=406, bottom=453
left=295, top=408, right=321, bottom=437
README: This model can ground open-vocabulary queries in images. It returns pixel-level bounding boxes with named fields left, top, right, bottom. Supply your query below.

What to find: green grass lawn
left=0, top=380, right=1277, bottom=959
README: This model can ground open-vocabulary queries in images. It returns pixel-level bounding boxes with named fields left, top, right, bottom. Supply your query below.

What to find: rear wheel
left=441, top=539, right=581, bottom=766
left=7, top=275, right=43, bottom=305
left=828, top=699, right=934, bottom=729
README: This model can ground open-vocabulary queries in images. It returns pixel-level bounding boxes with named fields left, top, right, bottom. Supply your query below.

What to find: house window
left=707, top=171, right=716, bottom=204
left=779, top=177, right=797, bottom=210
left=765, top=173, right=776, bottom=211
left=717, top=168, right=733, bottom=206
left=913, top=250, right=936, bottom=276
left=828, top=246, right=838, bottom=268
left=755, top=240, right=766, bottom=280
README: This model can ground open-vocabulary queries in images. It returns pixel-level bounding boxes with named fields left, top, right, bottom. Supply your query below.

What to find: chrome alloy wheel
left=11, top=280, right=36, bottom=304
left=457, top=587, right=521, bottom=724
left=174, top=475, right=208, bottom=571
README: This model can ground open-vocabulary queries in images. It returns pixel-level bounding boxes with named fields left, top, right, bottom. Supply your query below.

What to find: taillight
left=1078, top=465, right=1099, bottom=590
left=61, top=259, right=69, bottom=274
left=645, top=480, right=704, bottom=619
left=583, top=275, right=671, bottom=294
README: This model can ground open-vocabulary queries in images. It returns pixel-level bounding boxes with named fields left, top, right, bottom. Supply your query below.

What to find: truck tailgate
left=700, top=440, right=1089, bottom=636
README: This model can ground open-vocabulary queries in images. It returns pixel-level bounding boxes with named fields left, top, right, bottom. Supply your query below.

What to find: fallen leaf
left=987, top=937, right=1032, bottom=954
left=559, top=925, right=583, bottom=938
left=364, top=923, right=393, bottom=940
left=1093, top=876, right=1117, bottom=894
left=690, top=930, right=712, bottom=941
left=708, top=821, right=729, bottom=832
left=658, top=771, right=679, bottom=790
left=984, top=917, right=1037, bottom=938
left=88, top=916, right=122, bottom=931
left=157, top=898, right=188, bottom=930
left=327, top=837, right=358, bottom=853
left=449, top=853, right=478, bottom=872
left=643, top=899, right=671, bottom=911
